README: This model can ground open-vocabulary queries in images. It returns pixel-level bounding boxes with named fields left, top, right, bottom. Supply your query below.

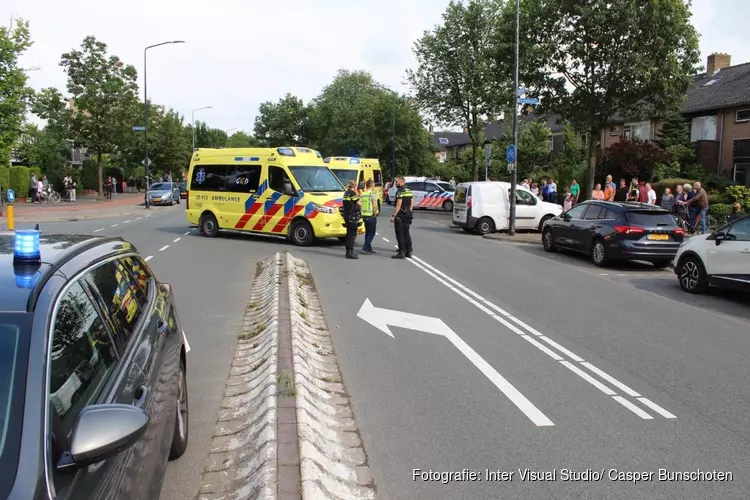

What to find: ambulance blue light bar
left=277, top=147, right=296, bottom=157
left=14, top=229, right=41, bottom=263
left=323, top=157, right=331, bottom=163
left=234, top=156, right=260, bottom=161
left=349, top=158, right=360, bottom=164
left=315, top=150, right=323, bottom=158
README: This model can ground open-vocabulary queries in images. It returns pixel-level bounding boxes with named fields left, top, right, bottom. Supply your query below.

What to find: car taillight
left=613, top=225, right=645, bottom=234
left=673, top=227, right=684, bottom=235
left=185, top=190, right=189, bottom=209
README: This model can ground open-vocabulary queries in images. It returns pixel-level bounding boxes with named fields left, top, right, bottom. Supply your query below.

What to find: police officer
left=390, top=175, right=413, bottom=259
left=342, top=179, right=362, bottom=259
left=360, top=179, right=378, bottom=253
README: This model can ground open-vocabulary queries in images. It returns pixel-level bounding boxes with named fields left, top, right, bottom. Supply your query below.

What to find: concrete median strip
left=199, top=252, right=376, bottom=500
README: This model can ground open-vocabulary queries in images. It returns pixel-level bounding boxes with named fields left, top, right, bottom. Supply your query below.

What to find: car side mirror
left=57, top=404, right=149, bottom=472
left=711, top=231, right=727, bottom=244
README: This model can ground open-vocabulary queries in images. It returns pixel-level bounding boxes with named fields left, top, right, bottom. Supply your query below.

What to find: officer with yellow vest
left=360, top=179, right=379, bottom=253
left=342, top=179, right=362, bottom=259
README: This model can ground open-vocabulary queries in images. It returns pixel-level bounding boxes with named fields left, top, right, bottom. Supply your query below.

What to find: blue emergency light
left=277, top=147, right=296, bottom=157
left=13, top=230, right=41, bottom=263
left=323, top=157, right=331, bottom=163
left=315, top=150, right=323, bottom=158
left=349, top=158, right=360, bottom=164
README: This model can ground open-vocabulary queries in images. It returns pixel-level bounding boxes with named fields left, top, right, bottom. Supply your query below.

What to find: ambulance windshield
left=289, top=166, right=345, bottom=193
left=330, top=169, right=358, bottom=185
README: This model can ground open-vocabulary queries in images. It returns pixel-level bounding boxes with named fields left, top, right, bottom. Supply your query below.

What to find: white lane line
left=159, top=245, right=169, bottom=252
left=581, top=362, right=641, bottom=397
left=560, top=361, right=616, bottom=396
left=173, top=237, right=181, bottom=243
left=613, top=396, right=653, bottom=419
left=93, top=228, right=104, bottom=233
left=136, top=217, right=143, bottom=220
left=123, top=220, right=131, bottom=223
left=376, top=232, right=380, bottom=236
left=539, top=336, right=584, bottom=363
left=599, top=273, right=608, bottom=276
left=184, top=231, right=191, bottom=235
left=145, top=214, right=151, bottom=218
left=382, top=237, right=390, bottom=242
left=617, top=273, right=627, bottom=276
left=521, top=335, right=564, bottom=361
left=637, top=397, right=676, bottom=419
left=111, top=223, right=118, bottom=227
left=144, top=255, right=153, bottom=262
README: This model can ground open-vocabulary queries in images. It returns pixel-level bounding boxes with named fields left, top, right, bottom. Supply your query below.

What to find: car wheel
left=591, top=239, right=609, bottom=267
left=539, top=214, right=553, bottom=232
left=542, top=229, right=557, bottom=252
left=290, top=220, right=314, bottom=246
left=475, top=217, right=494, bottom=235
left=176, top=195, right=180, bottom=205
left=200, top=213, right=219, bottom=237
left=678, top=256, right=708, bottom=294
left=652, top=259, right=671, bottom=269
left=443, top=199, right=454, bottom=212
left=169, top=359, right=189, bottom=460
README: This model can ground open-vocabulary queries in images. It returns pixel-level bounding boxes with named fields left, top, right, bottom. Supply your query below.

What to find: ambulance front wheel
left=289, top=220, right=314, bottom=246
left=200, top=213, right=219, bottom=237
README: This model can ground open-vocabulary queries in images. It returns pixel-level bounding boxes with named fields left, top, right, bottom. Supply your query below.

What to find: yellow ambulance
left=185, top=146, right=363, bottom=246
left=324, top=156, right=384, bottom=213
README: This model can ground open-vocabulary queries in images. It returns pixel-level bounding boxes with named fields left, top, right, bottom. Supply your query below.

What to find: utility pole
left=391, top=98, right=396, bottom=179
left=509, top=0, right=520, bottom=236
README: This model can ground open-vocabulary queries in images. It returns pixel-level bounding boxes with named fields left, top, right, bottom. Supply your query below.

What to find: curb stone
left=198, top=254, right=280, bottom=500
left=285, top=253, right=377, bottom=500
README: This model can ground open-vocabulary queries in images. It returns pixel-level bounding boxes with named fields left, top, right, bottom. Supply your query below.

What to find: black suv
left=1, top=230, right=188, bottom=500
left=542, top=201, right=684, bottom=267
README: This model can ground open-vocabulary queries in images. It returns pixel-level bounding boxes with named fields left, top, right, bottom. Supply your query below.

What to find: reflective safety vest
left=361, top=189, right=376, bottom=216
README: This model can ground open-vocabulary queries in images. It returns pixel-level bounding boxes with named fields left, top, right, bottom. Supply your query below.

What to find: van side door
left=228, top=163, right=264, bottom=230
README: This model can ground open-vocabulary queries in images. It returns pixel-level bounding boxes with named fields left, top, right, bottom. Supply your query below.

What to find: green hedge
left=28, top=166, right=42, bottom=179
left=0, top=166, right=9, bottom=194
left=9, top=166, right=30, bottom=200
left=708, top=203, right=733, bottom=221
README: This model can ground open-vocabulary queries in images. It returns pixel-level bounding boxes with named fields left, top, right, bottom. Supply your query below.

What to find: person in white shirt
left=547, top=179, right=557, bottom=204
left=521, top=179, right=530, bottom=190
left=646, top=183, right=657, bottom=205
left=36, top=179, right=44, bottom=203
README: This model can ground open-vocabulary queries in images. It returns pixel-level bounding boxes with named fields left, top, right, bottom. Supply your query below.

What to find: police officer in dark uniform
left=342, top=179, right=362, bottom=259
left=390, top=175, right=413, bottom=259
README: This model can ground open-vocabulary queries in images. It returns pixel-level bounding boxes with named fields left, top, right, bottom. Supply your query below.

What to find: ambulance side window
left=269, top=166, right=294, bottom=195
left=358, top=171, right=365, bottom=190
left=190, top=165, right=228, bottom=192
left=228, top=165, right=262, bottom=194
left=373, top=170, right=383, bottom=187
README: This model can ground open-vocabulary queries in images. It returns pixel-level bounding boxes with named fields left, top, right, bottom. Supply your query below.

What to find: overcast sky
left=3, top=0, right=749, bottom=133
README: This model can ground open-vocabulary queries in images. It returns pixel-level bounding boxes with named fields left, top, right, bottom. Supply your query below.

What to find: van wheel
left=539, top=214, right=553, bottom=231
left=442, top=199, right=454, bottom=212
left=200, top=213, right=219, bottom=237
left=290, top=220, right=314, bottom=246
left=475, top=217, right=494, bottom=235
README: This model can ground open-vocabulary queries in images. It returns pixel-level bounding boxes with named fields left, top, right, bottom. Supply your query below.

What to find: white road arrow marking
left=357, top=299, right=554, bottom=427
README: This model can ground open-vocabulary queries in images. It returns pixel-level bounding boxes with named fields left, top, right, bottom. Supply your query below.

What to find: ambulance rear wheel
left=200, top=213, right=219, bottom=237
left=290, top=220, right=314, bottom=246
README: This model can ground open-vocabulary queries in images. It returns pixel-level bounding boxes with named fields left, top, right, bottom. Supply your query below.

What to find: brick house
left=602, top=53, right=750, bottom=186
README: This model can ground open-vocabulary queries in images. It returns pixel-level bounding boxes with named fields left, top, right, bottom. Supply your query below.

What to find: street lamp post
left=144, top=40, right=185, bottom=209
left=508, top=0, right=520, bottom=236
left=191, top=106, right=213, bottom=152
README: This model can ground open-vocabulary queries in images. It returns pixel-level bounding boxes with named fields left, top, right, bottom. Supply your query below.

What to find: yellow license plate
left=648, top=234, right=669, bottom=241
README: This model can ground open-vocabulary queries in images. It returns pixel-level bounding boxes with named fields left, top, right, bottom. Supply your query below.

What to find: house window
left=736, top=109, right=750, bottom=123
left=610, top=125, right=620, bottom=136
left=734, top=164, right=750, bottom=187
left=548, top=133, right=565, bottom=152
left=624, top=121, right=650, bottom=141
left=690, top=116, right=717, bottom=141
left=438, top=152, right=447, bottom=163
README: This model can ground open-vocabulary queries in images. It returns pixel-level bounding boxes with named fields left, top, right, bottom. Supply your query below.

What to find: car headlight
left=314, top=204, right=336, bottom=214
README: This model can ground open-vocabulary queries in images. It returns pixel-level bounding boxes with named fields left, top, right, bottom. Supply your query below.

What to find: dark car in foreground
left=149, top=182, right=181, bottom=206
left=1, top=230, right=189, bottom=500
left=542, top=201, right=684, bottom=267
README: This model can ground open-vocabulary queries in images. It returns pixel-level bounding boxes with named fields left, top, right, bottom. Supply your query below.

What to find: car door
left=513, top=188, right=539, bottom=229
left=83, top=257, right=171, bottom=499
left=554, top=204, right=588, bottom=249
left=418, top=182, right=441, bottom=209
left=48, top=278, right=147, bottom=500
left=578, top=204, right=606, bottom=250
left=706, top=218, right=750, bottom=286
left=407, top=182, right=426, bottom=207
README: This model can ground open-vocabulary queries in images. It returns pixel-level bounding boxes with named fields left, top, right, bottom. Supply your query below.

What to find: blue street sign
left=517, top=87, right=526, bottom=96
left=132, top=125, right=146, bottom=132
left=519, top=97, right=539, bottom=105
left=506, top=144, right=517, bottom=164
left=6, top=189, right=15, bottom=203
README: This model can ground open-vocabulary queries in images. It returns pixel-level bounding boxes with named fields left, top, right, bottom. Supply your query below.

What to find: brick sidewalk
left=1, top=193, right=149, bottom=223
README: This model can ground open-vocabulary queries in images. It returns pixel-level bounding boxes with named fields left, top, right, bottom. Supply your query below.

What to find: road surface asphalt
left=23, top=203, right=750, bottom=500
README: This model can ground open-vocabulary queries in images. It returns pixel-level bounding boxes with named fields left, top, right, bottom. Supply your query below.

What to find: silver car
left=149, top=182, right=181, bottom=206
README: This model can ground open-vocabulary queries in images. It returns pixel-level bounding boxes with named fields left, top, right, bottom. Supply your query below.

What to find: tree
left=654, top=108, right=701, bottom=179
left=599, top=139, right=669, bottom=182
left=227, top=131, right=260, bottom=148
left=16, top=124, right=70, bottom=176
left=151, top=110, right=190, bottom=176
left=502, top=0, right=700, bottom=197
left=191, top=121, right=228, bottom=148
left=254, top=93, right=311, bottom=146
left=407, top=0, right=506, bottom=181
left=60, top=36, right=139, bottom=199
left=494, top=119, right=552, bottom=179
left=0, top=18, right=34, bottom=162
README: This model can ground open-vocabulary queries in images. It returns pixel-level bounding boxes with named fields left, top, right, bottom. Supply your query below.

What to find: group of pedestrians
left=342, top=175, right=413, bottom=260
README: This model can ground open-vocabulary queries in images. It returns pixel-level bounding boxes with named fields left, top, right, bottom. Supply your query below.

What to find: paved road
left=31, top=204, right=750, bottom=500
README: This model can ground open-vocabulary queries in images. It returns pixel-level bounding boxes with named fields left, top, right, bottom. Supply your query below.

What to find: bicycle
left=675, top=206, right=719, bottom=234
left=39, top=187, right=62, bottom=204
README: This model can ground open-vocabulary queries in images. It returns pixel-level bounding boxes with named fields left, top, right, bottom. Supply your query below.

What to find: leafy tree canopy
left=0, top=18, right=34, bottom=158
left=227, top=131, right=260, bottom=148
left=254, top=93, right=311, bottom=147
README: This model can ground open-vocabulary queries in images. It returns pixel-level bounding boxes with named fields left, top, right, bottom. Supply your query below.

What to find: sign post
left=485, top=143, right=492, bottom=181
left=142, top=158, right=152, bottom=208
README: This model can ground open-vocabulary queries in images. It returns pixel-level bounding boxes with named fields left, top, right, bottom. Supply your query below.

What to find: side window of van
left=516, top=189, right=537, bottom=206
left=269, top=166, right=293, bottom=194
left=358, top=171, right=365, bottom=190
left=373, top=170, right=383, bottom=187
left=228, top=165, right=262, bottom=194
left=190, top=165, right=228, bottom=192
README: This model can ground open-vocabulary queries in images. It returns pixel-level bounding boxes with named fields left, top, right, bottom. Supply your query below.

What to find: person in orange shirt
left=603, top=175, right=616, bottom=201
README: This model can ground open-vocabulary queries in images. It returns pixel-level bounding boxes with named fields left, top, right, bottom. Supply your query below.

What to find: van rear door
left=453, top=184, right=470, bottom=224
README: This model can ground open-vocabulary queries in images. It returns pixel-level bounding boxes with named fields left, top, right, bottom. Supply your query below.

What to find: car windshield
left=150, top=183, right=172, bottom=191
left=289, top=166, right=345, bottom=193
left=330, top=169, right=359, bottom=185
left=626, top=211, right=676, bottom=227
left=0, top=314, right=32, bottom=499
left=437, top=182, right=455, bottom=192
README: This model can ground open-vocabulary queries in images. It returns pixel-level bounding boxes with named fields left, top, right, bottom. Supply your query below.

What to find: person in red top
left=637, top=181, right=649, bottom=203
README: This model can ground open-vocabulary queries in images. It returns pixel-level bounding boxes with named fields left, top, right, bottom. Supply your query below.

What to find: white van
left=453, top=181, right=562, bottom=234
